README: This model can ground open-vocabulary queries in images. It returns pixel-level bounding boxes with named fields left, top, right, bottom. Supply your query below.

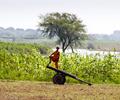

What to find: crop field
left=0, top=81, right=120, bottom=100
left=0, top=42, right=120, bottom=100
left=0, top=42, right=120, bottom=83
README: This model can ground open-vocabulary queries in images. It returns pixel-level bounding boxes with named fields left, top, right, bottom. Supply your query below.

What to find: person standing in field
left=49, top=47, right=60, bottom=69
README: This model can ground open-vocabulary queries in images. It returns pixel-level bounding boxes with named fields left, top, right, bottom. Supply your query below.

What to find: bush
left=0, top=42, right=120, bottom=84
left=87, top=42, right=95, bottom=50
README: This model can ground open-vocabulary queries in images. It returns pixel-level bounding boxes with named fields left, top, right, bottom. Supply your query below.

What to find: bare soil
left=0, top=81, right=120, bottom=100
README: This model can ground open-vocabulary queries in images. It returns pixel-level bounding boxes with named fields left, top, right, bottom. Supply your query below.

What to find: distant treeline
left=0, top=27, right=120, bottom=42
left=89, top=30, right=120, bottom=41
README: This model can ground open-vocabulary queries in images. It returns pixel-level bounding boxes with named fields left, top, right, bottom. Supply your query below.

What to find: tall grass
left=60, top=54, right=120, bottom=83
left=0, top=42, right=120, bottom=83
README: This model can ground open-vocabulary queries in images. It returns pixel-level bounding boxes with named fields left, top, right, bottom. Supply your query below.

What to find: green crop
left=0, top=42, right=120, bottom=84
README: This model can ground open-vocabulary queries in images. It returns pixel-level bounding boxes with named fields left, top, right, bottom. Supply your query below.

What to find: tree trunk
left=61, top=39, right=71, bottom=53
left=62, top=42, right=65, bottom=53
left=70, top=45, right=74, bottom=53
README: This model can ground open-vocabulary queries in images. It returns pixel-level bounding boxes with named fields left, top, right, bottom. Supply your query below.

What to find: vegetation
left=0, top=42, right=120, bottom=84
left=38, top=12, right=87, bottom=52
left=86, top=40, right=120, bottom=51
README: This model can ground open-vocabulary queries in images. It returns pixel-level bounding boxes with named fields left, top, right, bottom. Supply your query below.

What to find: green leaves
left=60, top=53, right=120, bottom=84
left=1, top=42, right=120, bottom=83
left=38, top=12, right=87, bottom=52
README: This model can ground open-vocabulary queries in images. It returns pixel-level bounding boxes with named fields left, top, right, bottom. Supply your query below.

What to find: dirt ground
left=0, top=81, right=120, bottom=100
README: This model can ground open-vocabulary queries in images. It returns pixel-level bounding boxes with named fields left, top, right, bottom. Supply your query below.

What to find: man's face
left=56, top=47, right=59, bottom=50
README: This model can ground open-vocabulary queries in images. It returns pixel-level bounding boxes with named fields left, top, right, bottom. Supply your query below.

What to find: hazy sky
left=0, top=0, right=120, bottom=34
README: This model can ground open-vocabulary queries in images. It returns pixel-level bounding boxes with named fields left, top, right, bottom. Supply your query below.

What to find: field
left=90, top=40, right=120, bottom=51
left=0, top=42, right=120, bottom=84
left=0, top=42, right=120, bottom=100
left=0, top=81, right=120, bottom=100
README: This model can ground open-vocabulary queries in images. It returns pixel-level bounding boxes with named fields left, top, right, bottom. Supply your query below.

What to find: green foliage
left=39, top=12, right=87, bottom=52
left=59, top=53, right=120, bottom=84
left=0, top=42, right=52, bottom=81
left=0, top=42, right=120, bottom=84
left=0, top=42, right=51, bottom=55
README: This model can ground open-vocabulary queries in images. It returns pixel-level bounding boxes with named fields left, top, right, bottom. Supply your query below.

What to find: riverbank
left=53, top=48, right=120, bottom=56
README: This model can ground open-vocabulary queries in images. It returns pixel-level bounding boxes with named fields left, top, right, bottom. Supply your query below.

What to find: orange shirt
left=50, top=50, right=60, bottom=62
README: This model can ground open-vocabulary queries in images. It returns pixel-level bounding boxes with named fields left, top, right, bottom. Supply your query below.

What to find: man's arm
left=50, top=51, right=56, bottom=57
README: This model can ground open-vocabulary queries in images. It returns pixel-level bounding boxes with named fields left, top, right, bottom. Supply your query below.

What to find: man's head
left=56, top=47, right=59, bottom=50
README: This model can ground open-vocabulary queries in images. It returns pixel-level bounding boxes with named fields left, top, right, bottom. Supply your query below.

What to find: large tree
left=38, top=12, right=87, bottom=53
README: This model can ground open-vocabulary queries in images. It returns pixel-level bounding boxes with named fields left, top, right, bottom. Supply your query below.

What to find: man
left=49, top=47, right=60, bottom=69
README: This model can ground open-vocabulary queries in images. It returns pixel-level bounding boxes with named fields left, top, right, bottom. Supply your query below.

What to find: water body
left=53, top=49, right=120, bottom=56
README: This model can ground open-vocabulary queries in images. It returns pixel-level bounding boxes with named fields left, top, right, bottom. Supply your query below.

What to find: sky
left=0, top=0, right=120, bottom=34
